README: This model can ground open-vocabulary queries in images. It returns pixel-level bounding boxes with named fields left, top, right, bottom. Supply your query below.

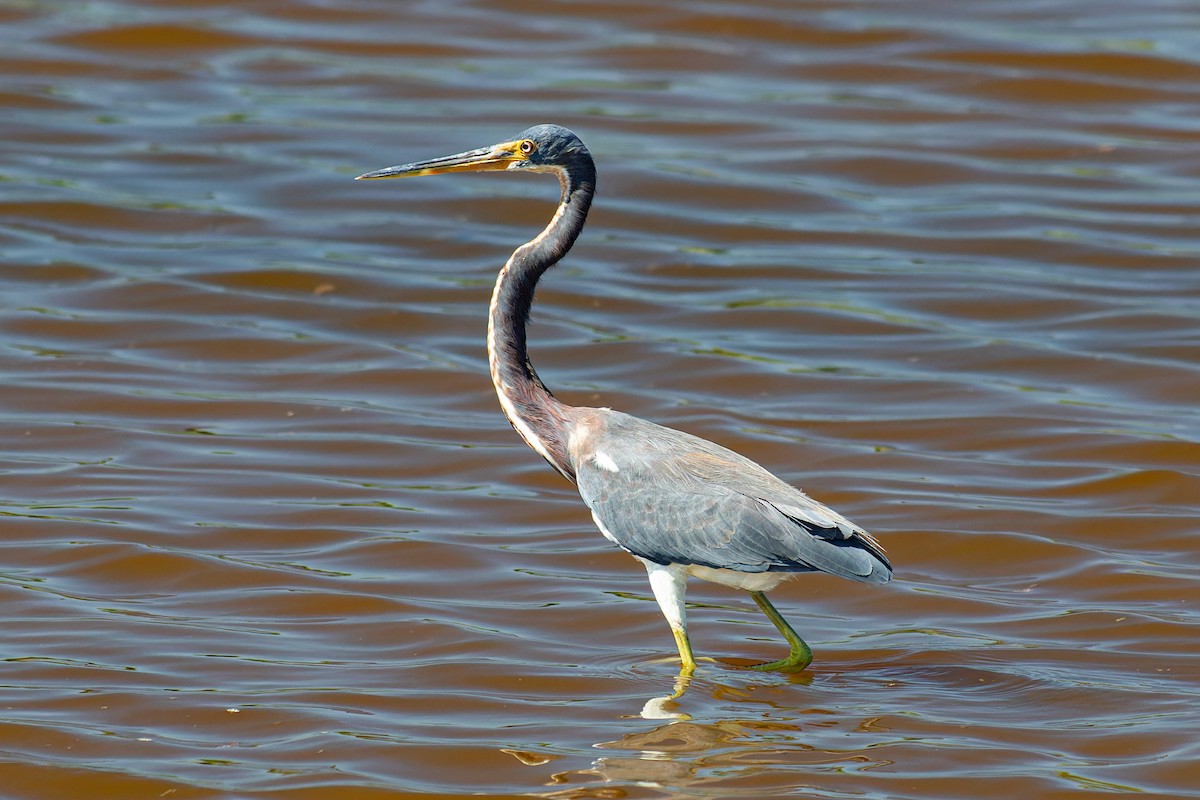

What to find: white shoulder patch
left=593, top=450, right=620, bottom=473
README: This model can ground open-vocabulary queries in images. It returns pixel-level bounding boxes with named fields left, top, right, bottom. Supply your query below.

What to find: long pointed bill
left=355, top=140, right=523, bottom=181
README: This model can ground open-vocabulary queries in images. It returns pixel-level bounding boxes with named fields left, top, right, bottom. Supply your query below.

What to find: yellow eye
left=519, top=139, right=536, bottom=155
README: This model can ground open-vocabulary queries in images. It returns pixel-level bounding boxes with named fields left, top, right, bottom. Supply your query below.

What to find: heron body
left=358, top=124, right=891, bottom=673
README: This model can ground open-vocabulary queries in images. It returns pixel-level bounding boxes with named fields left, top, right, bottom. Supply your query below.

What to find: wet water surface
left=2, top=1, right=1199, bottom=798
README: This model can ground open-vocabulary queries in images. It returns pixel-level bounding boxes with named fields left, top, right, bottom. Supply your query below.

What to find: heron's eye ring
left=519, top=140, right=535, bottom=155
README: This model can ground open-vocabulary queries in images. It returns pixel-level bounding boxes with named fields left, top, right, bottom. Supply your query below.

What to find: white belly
left=686, top=564, right=794, bottom=592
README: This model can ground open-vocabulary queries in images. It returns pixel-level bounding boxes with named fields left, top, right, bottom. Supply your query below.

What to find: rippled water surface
left=3, top=1, right=1199, bottom=797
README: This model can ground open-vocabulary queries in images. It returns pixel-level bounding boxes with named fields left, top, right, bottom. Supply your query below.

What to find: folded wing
left=574, top=412, right=892, bottom=585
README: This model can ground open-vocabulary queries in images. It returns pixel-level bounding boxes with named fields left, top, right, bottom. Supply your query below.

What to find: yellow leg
left=639, top=559, right=697, bottom=676
left=748, top=591, right=813, bottom=672
left=671, top=624, right=697, bottom=675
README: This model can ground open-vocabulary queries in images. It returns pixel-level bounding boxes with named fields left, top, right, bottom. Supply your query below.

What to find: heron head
left=355, top=123, right=589, bottom=181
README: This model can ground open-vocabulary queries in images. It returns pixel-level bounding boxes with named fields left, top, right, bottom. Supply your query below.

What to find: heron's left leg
left=748, top=591, right=813, bottom=672
left=638, top=559, right=697, bottom=674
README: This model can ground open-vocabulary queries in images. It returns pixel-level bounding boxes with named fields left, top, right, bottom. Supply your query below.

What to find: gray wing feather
left=574, top=412, right=892, bottom=585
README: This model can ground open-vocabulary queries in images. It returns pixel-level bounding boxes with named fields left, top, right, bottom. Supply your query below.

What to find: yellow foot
left=748, top=652, right=813, bottom=673
left=644, top=654, right=716, bottom=673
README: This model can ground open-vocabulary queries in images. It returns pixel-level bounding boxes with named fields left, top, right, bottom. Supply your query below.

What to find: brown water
left=2, top=1, right=1199, bottom=797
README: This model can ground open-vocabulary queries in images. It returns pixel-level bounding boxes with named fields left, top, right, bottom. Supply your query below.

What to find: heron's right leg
left=749, top=591, right=813, bottom=672
left=638, top=559, right=697, bottom=674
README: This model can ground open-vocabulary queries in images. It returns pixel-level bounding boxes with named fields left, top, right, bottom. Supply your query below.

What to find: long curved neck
left=487, top=158, right=595, bottom=482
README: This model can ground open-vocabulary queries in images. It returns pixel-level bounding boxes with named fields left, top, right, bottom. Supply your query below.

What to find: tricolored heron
left=357, top=124, right=891, bottom=674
